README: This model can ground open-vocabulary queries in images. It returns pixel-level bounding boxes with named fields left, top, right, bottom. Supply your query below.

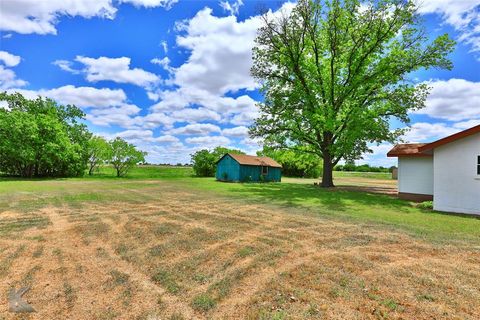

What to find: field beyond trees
left=1, top=167, right=479, bottom=319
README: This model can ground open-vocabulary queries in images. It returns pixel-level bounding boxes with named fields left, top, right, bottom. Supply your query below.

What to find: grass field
left=1, top=167, right=479, bottom=319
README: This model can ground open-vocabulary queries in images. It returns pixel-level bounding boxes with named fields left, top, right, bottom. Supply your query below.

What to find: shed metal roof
left=387, top=143, right=430, bottom=157
left=222, top=153, right=282, bottom=168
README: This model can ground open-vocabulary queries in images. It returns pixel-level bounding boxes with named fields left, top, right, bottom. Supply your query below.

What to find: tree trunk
left=88, top=164, right=94, bottom=176
left=321, top=152, right=335, bottom=188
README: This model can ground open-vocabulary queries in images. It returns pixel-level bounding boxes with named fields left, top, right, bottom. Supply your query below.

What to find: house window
left=477, top=156, right=480, bottom=175
left=262, top=166, right=268, bottom=175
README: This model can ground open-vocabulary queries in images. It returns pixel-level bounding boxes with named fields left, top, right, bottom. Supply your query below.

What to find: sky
left=0, top=0, right=479, bottom=166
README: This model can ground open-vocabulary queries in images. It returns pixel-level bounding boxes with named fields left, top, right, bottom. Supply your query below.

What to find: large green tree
left=250, top=0, right=455, bottom=187
left=0, top=92, right=91, bottom=177
left=109, top=137, right=146, bottom=177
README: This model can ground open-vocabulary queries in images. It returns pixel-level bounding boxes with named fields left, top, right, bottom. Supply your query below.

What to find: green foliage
left=418, top=201, right=433, bottom=210
left=0, top=92, right=91, bottom=177
left=191, top=146, right=245, bottom=177
left=191, top=294, right=216, bottom=312
left=87, top=136, right=112, bottom=175
left=335, top=164, right=392, bottom=173
left=109, top=138, right=146, bottom=177
left=250, top=0, right=455, bottom=187
left=258, top=147, right=323, bottom=178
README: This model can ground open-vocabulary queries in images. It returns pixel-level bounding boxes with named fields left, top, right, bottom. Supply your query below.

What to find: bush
left=418, top=201, right=433, bottom=210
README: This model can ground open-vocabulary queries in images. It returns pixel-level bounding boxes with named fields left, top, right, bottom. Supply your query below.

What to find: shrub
left=418, top=201, right=433, bottom=210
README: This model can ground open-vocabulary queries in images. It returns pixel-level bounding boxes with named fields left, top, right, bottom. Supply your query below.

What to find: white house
left=387, top=125, right=480, bottom=215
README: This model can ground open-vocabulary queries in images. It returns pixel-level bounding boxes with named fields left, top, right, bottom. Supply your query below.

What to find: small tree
left=191, top=149, right=218, bottom=177
left=191, top=146, right=245, bottom=177
left=87, top=136, right=111, bottom=175
left=109, top=137, right=146, bottom=177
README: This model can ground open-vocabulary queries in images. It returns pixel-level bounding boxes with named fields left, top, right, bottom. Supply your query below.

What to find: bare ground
left=0, top=180, right=479, bottom=320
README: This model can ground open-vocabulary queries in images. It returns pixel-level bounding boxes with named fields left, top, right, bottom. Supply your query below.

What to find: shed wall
left=239, top=165, right=281, bottom=182
left=216, top=155, right=241, bottom=181
left=433, top=132, right=480, bottom=215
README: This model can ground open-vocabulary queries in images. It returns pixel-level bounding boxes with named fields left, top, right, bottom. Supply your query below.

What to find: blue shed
left=216, top=153, right=282, bottom=182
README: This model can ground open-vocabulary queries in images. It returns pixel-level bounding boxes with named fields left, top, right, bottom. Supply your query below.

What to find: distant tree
left=191, top=146, right=245, bottom=177
left=87, top=136, right=111, bottom=175
left=0, top=92, right=91, bottom=177
left=250, top=0, right=455, bottom=187
left=109, top=137, right=146, bottom=177
left=191, top=150, right=218, bottom=177
left=258, top=147, right=322, bottom=178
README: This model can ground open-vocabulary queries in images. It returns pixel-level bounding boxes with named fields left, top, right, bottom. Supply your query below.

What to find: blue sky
left=1, top=0, right=480, bottom=165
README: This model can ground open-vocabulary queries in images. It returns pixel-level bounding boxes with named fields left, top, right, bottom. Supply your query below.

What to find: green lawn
left=2, top=166, right=479, bottom=319
left=1, top=166, right=479, bottom=244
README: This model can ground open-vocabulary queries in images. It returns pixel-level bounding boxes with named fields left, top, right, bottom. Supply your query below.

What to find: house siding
left=433, top=132, right=480, bottom=215
left=398, top=157, right=433, bottom=196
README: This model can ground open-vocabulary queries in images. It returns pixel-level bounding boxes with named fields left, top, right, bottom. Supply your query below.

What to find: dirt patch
left=0, top=180, right=478, bottom=319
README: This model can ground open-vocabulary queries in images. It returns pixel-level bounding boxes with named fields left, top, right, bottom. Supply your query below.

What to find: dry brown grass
left=0, top=180, right=479, bottom=319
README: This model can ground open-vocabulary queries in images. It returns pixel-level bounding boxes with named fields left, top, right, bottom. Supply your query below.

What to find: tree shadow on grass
left=227, top=182, right=412, bottom=214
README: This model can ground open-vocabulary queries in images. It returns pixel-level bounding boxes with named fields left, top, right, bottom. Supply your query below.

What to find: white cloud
left=453, top=119, right=480, bottom=129
left=416, top=0, right=480, bottom=54
left=56, top=56, right=160, bottom=88
left=415, top=78, right=480, bottom=121
left=120, top=0, right=179, bottom=9
left=358, top=143, right=397, bottom=168
left=185, top=135, right=230, bottom=146
left=151, top=57, right=173, bottom=73
left=170, top=108, right=222, bottom=123
left=139, top=112, right=176, bottom=129
left=166, top=123, right=221, bottom=135
left=219, top=0, right=244, bottom=16
left=222, top=126, right=249, bottom=137
left=39, top=85, right=127, bottom=109
left=0, top=0, right=117, bottom=35
left=0, top=51, right=20, bottom=67
left=0, top=65, right=27, bottom=90
left=0, top=0, right=180, bottom=35
left=0, top=51, right=27, bottom=89
left=154, top=135, right=179, bottom=143
left=52, top=60, right=81, bottom=74
left=174, top=7, right=259, bottom=95
left=116, top=129, right=154, bottom=140
left=402, top=122, right=459, bottom=143
left=161, top=41, right=168, bottom=53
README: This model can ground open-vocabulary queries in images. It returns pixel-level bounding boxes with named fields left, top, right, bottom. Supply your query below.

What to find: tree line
left=0, top=92, right=146, bottom=178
